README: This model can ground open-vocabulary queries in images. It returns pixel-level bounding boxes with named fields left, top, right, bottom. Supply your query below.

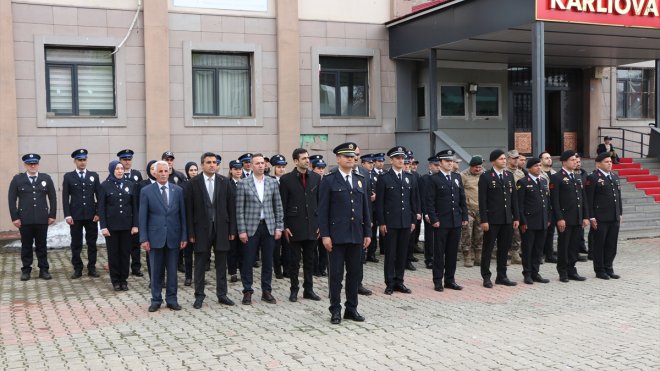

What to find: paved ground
left=0, top=239, right=659, bottom=370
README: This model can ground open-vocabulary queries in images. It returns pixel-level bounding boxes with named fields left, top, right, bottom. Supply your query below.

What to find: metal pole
left=428, top=48, right=438, bottom=154
left=655, top=59, right=659, bottom=129
left=532, top=21, right=546, bottom=156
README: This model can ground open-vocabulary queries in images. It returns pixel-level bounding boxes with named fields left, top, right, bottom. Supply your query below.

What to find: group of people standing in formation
left=8, top=140, right=622, bottom=323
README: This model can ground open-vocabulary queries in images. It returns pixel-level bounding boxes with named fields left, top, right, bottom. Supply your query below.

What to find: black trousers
left=314, top=238, right=328, bottom=274
left=20, top=224, right=49, bottom=273
left=105, top=229, right=131, bottom=285
left=288, top=239, right=316, bottom=291
left=240, top=222, right=275, bottom=294
left=521, top=228, right=547, bottom=277
left=480, top=224, right=513, bottom=280
left=423, top=219, right=434, bottom=265
left=227, top=238, right=241, bottom=275
left=194, top=250, right=228, bottom=300
left=432, top=227, right=461, bottom=285
left=130, top=233, right=141, bottom=273
left=543, top=222, right=556, bottom=259
left=592, top=221, right=620, bottom=275
left=383, top=227, right=411, bottom=286
left=70, top=219, right=98, bottom=272
left=556, top=224, right=582, bottom=277
left=407, top=219, right=421, bottom=262
left=183, top=242, right=194, bottom=279
left=274, top=237, right=290, bottom=275
left=367, top=220, right=378, bottom=259
left=328, top=243, right=361, bottom=314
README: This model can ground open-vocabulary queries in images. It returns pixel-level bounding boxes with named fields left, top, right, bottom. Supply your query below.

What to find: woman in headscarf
left=181, top=161, right=198, bottom=286
left=98, top=160, right=139, bottom=291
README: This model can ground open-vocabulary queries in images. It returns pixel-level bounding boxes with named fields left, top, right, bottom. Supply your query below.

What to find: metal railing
left=598, top=126, right=651, bottom=158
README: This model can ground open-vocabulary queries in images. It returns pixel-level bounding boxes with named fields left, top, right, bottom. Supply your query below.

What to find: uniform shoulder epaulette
left=354, top=172, right=365, bottom=178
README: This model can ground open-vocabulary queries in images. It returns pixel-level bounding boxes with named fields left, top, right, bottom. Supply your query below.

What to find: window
left=475, top=86, right=500, bottom=117
left=617, top=68, right=655, bottom=119
left=192, top=53, right=251, bottom=117
left=45, top=47, right=115, bottom=116
left=440, top=85, right=465, bottom=117
left=319, top=57, right=369, bottom=117
left=417, top=87, right=425, bottom=117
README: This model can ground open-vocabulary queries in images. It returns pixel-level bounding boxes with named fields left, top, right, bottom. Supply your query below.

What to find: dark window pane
left=320, top=72, right=337, bottom=115
left=320, top=57, right=368, bottom=70
left=319, top=57, right=369, bottom=117
left=440, top=86, right=465, bottom=116
left=340, top=71, right=367, bottom=116
left=475, top=87, right=499, bottom=116
left=616, top=81, right=625, bottom=118
left=417, top=87, right=425, bottom=117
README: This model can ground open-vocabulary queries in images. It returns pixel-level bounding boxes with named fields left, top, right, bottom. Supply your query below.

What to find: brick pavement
left=0, top=238, right=658, bottom=370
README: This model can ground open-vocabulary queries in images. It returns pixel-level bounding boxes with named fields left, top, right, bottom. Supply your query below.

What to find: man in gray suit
left=236, top=153, right=284, bottom=305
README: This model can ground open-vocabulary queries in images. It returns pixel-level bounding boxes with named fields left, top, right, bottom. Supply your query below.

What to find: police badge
left=124, top=187, right=129, bottom=193
left=405, top=177, right=410, bottom=184
left=90, top=176, right=94, bottom=182
left=174, top=176, right=179, bottom=183
left=357, top=180, right=362, bottom=188
left=41, top=181, right=47, bottom=187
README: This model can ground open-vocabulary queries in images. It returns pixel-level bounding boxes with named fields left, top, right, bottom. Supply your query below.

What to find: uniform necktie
left=446, top=174, right=451, bottom=183
left=606, top=174, right=611, bottom=182
left=30, top=176, right=36, bottom=185
left=498, top=173, right=503, bottom=183
left=398, top=172, right=402, bottom=182
left=345, top=175, right=352, bottom=189
left=570, top=173, right=575, bottom=181
left=79, top=171, right=84, bottom=180
left=161, top=185, right=168, bottom=206
left=207, top=177, right=214, bottom=202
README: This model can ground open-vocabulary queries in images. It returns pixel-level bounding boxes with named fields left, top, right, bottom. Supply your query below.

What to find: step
left=643, top=188, right=660, bottom=196
left=619, top=158, right=634, bottom=164
left=634, top=181, right=660, bottom=190
left=626, top=175, right=658, bottom=182
left=622, top=203, right=660, bottom=213
left=617, top=169, right=650, bottom=176
left=613, top=163, right=641, bottom=170
left=656, top=195, right=660, bottom=202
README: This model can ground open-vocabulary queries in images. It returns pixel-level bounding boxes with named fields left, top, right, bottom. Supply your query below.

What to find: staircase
left=612, top=157, right=660, bottom=239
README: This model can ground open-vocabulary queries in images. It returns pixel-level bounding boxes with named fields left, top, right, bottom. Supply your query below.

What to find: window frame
left=472, top=84, right=502, bottom=119
left=438, top=83, right=468, bottom=119
left=318, top=56, right=369, bottom=117
left=191, top=52, right=252, bottom=117
left=45, top=47, right=116, bottom=117
left=616, top=68, right=655, bottom=120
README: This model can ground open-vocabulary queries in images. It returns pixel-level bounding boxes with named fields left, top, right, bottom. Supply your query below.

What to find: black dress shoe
left=545, top=256, right=558, bottom=263
left=20, top=272, right=30, bottom=281
left=444, top=282, right=463, bottom=290
left=523, top=276, right=534, bottom=284
left=358, top=285, right=372, bottom=296
left=434, top=284, right=444, bottom=292
left=184, top=278, right=192, bottom=286
left=320, top=271, right=328, bottom=277
left=405, top=262, right=416, bottom=271
left=532, top=274, right=550, bottom=283
left=483, top=279, right=493, bottom=288
left=88, top=270, right=100, bottom=278
left=131, top=271, right=144, bottom=277
left=261, top=291, right=277, bottom=304
left=343, top=310, right=365, bottom=322
left=242, top=292, right=252, bottom=305
left=366, top=256, right=379, bottom=263
left=495, top=277, right=517, bottom=286
left=559, top=276, right=569, bottom=283
left=289, top=290, right=298, bottom=302
left=303, top=290, right=321, bottom=301
left=218, top=296, right=235, bottom=306
left=230, top=274, right=238, bottom=283
left=121, top=283, right=129, bottom=291
left=177, top=264, right=185, bottom=273
left=148, top=304, right=160, bottom=312
left=167, top=303, right=182, bottom=311
left=577, top=255, right=588, bottom=262
left=384, top=286, right=394, bottom=295
left=275, top=273, right=284, bottom=279
left=39, top=271, right=52, bottom=280
left=113, top=283, right=122, bottom=291
left=394, top=284, right=412, bottom=294
left=71, top=271, right=83, bottom=279
left=568, top=273, right=586, bottom=281
left=253, top=261, right=260, bottom=268
left=410, top=256, right=419, bottom=262
left=330, top=312, right=341, bottom=325
left=596, top=272, right=610, bottom=280
left=608, top=273, right=620, bottom=279
left=193, top=298, right=203, bottom=309
left=425, top=262, right=433, bottom=269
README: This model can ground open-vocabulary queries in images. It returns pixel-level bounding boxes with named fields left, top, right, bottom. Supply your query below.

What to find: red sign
left=536, top=0, right=660, bottom=28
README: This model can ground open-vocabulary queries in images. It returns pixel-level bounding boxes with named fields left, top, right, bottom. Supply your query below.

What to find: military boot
left=463, top=251, right=474, bottom=267
left=473, top=249, right=481, bottom=266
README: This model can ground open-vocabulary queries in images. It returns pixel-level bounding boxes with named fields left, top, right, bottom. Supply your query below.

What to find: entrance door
left=545, top=91, right=562, bottom=155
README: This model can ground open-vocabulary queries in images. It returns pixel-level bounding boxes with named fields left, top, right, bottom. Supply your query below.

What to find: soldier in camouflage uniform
left=459, top=156, right=484, bottom=267
left=506, top=150, right=526, bottom=265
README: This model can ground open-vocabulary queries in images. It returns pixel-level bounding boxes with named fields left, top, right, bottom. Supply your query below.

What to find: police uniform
left=549, top=150, right=589, bottom=282
left=318, top=143, right=371, bottom=324
left=365, top=155, right=381, bottom=263
left=585, top=153, right=622, bottom=279
left=227, top=160, right=243, bottom=281
left=310, top=155, right=329, bottom=276
left=375, top=146, right=418, bottom=294
left=162, top=151, right=186, bottom=186
left=405, top=151, right=423, bottom=268
left=8, top=154, right=57, bottom=280
left=62, top=149, right=101, bottom=278
left=239, top=153, right=253, bottom=178
left=424, top=150, right=468, bottom=291
left=117, top=149, right=145, bottom=276
left=459, top=155, right=484, bottom=267
left=270, top=154, right=289, bottom=279
left=516, top=158, right=551, bottom=284
left=419, top=156, right=440, bottom=269
left=479, top=149, right=519, bottom=287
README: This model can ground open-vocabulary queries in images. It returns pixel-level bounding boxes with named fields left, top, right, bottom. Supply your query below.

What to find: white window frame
left=438, top=83, right=468, bottom=119
left=34, top=35, right=126, bottom=128
left=472, top=84, right=502, bottom=120
left=183, top=41, right=263, bottom=127
left=311, top=47, right=382, bottom=127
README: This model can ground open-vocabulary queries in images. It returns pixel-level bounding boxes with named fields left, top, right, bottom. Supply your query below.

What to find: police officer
left=271, top=154, right=289, bottom=279
left=479, top=149, right=519, bottom=288
left=311, top=156, right=328, bottom=276
left=375, top=146, right=418, bottom=295
left=424, top=150, right=468, bottom=292
left=117, top=149, right=145, bottom=277
left=62, top=149, right=101, bottom=279
left=459, top=155, right=484, bottom=268
left=8, top=154, right=57, bottom=281
left=585, top=152, right=622, bottom=280
left=550, top=150, right=589, bottom=283
left=227, top=159, right=243, bottom=283
left=162, top=151, right=186, bottom=186
left=516, top=158, right=551, bottom=284
left=362, top=154, right=379, bottom=263
left=406, top=152, right=424, bottom=266
left=420, top=155, right=441, bottom=269
left=239, top=153, right=253, bottom=178
left=318, top=142, right=371, bottom=324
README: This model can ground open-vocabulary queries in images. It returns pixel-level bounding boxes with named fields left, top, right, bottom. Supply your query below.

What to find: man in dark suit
left=585, top=152, right=622, bottom=280
left=596, top=136, right=620, bottom=164
left=117, top=149, right=145, bottom=277
left=8, top=153, right=57, bottom=281
left=516, top=158, right=551, bottom=285
left=280, top=148, right=322, bottom=302
left=479, top=149, right=520, bottom=288
left=319, top=142, right=371, bottom=324
left=375, top=146, right=418, bottom=295
left=62, top=149, right=101, bottom=279
left=185, top=152, right=237, bottom=309
left=550, top=150, right=590, bottom=283
left=236, top=153, right=284, bottom=305
left=424, top=150, right=468, bottom=292
left=140, top=161, right=188, bottom=312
